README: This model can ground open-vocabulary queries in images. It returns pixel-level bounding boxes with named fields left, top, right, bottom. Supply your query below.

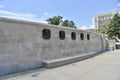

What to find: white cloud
left=0, top=10, right=47, bottom=23
left=0, top=5, right=4, bottom=8
left=43, top=12, right=49, bottom=16
left=80, top=25, right=95, bottom=30
left=0, top=10, right=37, bottom=19
left=117, top=3, right=120, bottom=6
left=80, top=17, right=95, bottom=30
left=80, top=26, right=89, bottom=30
left=90, top=25, right=95, bottom=29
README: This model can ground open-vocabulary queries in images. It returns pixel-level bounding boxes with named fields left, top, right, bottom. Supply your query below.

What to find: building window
left=59, top=31, right=65, bottom=40
left=71, top=32, right=76, bottom=40
left=42, top=29, right=51, bottom=39
left=80, top=33, right=84, bottom=40
left=87, top=34, right=90, bottom=40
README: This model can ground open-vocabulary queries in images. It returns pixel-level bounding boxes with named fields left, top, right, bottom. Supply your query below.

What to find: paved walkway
left=1, top=50, right=120, bottom=80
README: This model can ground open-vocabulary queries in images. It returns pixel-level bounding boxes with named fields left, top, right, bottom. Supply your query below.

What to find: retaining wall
left=0, top=17, right=108, bottom=75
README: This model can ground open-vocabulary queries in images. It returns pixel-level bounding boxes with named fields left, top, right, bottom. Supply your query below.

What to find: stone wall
left=0, top=17, right=108, bottom=75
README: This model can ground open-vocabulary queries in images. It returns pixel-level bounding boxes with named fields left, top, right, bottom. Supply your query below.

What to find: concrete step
left=43, top=52, right=95, bottom=68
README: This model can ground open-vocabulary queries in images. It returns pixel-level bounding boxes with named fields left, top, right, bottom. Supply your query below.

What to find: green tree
left=107, top=14, right=120, bottom=39
left=46, top=15, right=77, bottom=28
left=46, top=16, right=63, bottom=25
left=97, top=26, right=109, bottom=35
left=61, top=20, right=76, bottom=28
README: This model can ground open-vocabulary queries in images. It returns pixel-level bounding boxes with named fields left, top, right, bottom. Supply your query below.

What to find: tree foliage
left=46, top=15, right=76, bottom=28
left=61, top=20, right=76, bottom=28
left=97, top=26, right=109, bottom=35
left=46, top=16, right=63, bottom=25
left=107, top=14, right=120, bottom=39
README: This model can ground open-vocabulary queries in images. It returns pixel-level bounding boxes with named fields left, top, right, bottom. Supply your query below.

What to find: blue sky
left=0, top=0, right=119, bottom=29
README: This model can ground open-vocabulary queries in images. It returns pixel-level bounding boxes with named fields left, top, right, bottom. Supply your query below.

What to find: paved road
left=1, top=50, right=120, bottom=80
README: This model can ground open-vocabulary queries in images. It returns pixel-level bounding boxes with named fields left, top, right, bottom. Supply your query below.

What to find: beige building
left=94, top=10, right=118, bottom=29
left=94, top=10, right=120, bottom=50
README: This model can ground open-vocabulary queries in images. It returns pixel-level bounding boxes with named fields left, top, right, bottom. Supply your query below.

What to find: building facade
left=94, top=10, right=118, bottom=29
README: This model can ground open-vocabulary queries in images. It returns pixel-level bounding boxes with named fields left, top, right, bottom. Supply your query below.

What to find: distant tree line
left=46, top=15, right=76, bottom=28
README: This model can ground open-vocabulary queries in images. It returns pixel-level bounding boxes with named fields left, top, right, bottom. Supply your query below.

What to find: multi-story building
left=94, top=10, right=118, bottom=29
left=94, top=10, right=120, bottom=50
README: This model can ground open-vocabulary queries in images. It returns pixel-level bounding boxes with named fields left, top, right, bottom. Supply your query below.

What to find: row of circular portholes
left=42, top=29, right=90, bottom=40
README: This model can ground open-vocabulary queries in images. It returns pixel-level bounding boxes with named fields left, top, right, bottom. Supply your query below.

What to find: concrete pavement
left=1, top=50, right=120, bottom=80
